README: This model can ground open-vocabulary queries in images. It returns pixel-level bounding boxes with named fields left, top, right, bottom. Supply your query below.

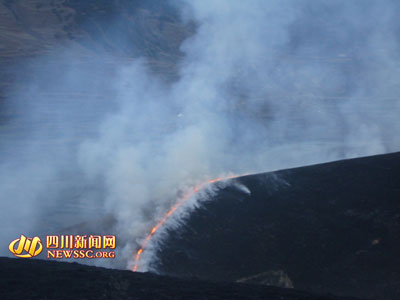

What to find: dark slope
left=0, top=257, right=361, bottom=300
left=156, top=152, right=400, bottom=300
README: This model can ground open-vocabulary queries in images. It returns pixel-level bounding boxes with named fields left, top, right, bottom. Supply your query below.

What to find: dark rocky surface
left=0, top=257, right=363, bottom=300
left=156, top=152, right=400, bottom=300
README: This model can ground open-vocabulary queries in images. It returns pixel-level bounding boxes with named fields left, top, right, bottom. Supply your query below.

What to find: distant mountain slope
left=0, top=0, right=190, bottom=130
left=0, top=257, right=363, bottom=300
left=0, top=0, right=188, bottom=61
left=156, top=152, right=400, bottom=300
left=0, top=0, right=190, bottom=109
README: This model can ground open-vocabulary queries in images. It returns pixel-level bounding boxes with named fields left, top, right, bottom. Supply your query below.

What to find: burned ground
left=156, top=152, right=400, bottom=300
left=0, top=257, right=363, bottom=300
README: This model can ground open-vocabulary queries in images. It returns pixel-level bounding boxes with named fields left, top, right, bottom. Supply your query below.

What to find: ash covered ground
left=0, top=256, right=364, bottom=300
left=155, top=152, right=400, bottom=300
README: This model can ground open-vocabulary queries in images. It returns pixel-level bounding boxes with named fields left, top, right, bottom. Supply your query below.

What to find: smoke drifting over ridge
left=1, top=0, right=399, bottom=270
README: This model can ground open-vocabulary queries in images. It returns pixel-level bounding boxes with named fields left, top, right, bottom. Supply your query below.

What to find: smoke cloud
left=1, top=0, right=399, bottom=270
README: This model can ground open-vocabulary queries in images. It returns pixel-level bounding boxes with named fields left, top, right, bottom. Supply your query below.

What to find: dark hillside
left=0, top=257, right=363, bottom=300
left=156, top=152, right=400, bottom=300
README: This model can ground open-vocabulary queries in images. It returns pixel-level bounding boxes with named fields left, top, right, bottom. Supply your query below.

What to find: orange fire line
left=132, top=175, right=237, bottom=272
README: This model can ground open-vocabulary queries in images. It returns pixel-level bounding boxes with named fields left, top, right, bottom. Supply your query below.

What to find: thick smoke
left=1, top=0, right=399, bottom=270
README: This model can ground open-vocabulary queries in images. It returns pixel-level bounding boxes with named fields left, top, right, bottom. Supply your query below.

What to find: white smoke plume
left=1, top=0, right=399, bottom=270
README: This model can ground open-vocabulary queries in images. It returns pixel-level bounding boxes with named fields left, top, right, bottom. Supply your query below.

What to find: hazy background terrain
left=0, top=0, right=399, bottom=270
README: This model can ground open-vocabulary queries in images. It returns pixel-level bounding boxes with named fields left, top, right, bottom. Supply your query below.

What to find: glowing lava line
left=132, top=175, right=238, bottom=272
